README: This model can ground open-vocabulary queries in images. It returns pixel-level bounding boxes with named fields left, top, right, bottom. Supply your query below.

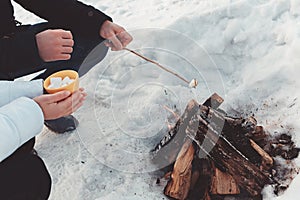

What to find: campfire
left=153, top=93, right=299, bottom=200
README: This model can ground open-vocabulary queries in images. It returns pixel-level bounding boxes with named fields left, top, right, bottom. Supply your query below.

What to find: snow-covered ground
left=13, top=0, right=300, bottom=199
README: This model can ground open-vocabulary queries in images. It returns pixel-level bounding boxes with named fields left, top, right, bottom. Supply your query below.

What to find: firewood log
left=160, top=94, right=274, bottom=198
left=250, top=139, right=274, bottom=171
left=210, top=167, right=240, bottom=195
left=164, top=139, right=195, bottom=200
left=185, top=103, right=272, bottom=196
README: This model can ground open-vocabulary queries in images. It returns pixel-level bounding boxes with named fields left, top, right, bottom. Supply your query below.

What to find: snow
left=13, top=0, right=300, bottom=199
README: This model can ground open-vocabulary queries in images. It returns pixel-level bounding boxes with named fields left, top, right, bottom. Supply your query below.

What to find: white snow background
left=13, top=0, right=300, bottom=199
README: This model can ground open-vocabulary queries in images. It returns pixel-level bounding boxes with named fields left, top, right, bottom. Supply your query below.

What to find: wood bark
left=211, top=167, right=240, bottom=195
left=203, top=92, right=224, bottom=109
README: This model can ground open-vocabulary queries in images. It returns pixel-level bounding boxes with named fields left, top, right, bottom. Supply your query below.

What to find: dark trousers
left=0, top=148, right=51, bottom=200
left=0, top=22, right=108, bottom=199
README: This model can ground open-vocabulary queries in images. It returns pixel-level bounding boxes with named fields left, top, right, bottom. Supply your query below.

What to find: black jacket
left=0, top=0, right=112, bottom=79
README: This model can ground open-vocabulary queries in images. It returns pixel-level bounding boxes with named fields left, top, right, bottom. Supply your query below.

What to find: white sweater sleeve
left=0, top=80, right=44, bottom=107
left=0, top=97, right=44, bottom=162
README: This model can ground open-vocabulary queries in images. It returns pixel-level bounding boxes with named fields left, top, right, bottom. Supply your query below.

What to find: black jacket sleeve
left=14, top=0, right=112, bottom=39
left=0, top=31, right=44, bottom=78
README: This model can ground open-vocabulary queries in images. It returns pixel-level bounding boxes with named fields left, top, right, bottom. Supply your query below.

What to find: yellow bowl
left=44, top=70, right=79, bottom=94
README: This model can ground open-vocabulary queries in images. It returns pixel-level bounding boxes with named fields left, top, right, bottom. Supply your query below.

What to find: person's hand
left=100, top=20, right=133, bottom=51
left=33, top=88, right=86, bottom=120
left=36, top=29, right=74, bottom=62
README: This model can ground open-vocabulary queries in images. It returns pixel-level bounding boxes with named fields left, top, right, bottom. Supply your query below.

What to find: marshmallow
left=62, top=76, right=74, bottom=85
left=189, top=79, right=198, bottom=88
left=48, top=76, right=75, bottom=89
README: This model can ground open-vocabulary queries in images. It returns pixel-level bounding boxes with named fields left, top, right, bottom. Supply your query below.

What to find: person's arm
left=0, top=88, right=87, bottom=162
left=10, top=0, right=131, bottom=65
left=14, top=0, right=112, bottom=39
left=0, top=33, right=44, bottom=75
left=0, top=80, right=43, bottom=107
left=0, top=97, right=44, bottom=162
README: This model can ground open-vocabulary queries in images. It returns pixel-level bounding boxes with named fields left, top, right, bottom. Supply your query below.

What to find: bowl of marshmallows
left=43, top=70, right=79, bottom=94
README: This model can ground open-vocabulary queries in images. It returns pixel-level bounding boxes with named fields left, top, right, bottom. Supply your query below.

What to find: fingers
left=57, top=89, right=86, bottom=114
left=100, top=21, right=133, bottom=51
left=108, top=35, right=123, bottom=51
left=60, top=30, right=74, bottom=57
left=36, top=29, right=74, bottom=62
left=118, top=31, right=133, bottom=47
left=59, top=31, right=74, bottom=59
left=71, top=101, right=84, bottom=113
left=63, top=101, right=84, bottom=116
left=61, top=46, right=73, bottom=54
left=62, top=39, right=74, bottom=47
left=34, top=88, right=86, bottom=120
left=67, top=93, right=85, bottom=114
left=105, top=31, right=133, bottom=51
left=58, top=54, right=71, bottom=60
left=61, top=30, right=73, bottom=39
left=79, top=88, right=87, bottom=98
left=43, top=91, right=71, bottom=103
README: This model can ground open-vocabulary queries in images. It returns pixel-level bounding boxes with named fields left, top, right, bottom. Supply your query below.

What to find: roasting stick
left=124, top=48, right=198, bottom=88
